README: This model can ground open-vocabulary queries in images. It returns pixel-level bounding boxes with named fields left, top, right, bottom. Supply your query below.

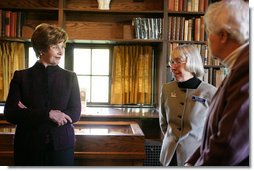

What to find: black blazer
left=4, top=62, right=81, bottom=151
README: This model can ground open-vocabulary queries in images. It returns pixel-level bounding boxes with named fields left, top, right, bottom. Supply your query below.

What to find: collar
left=221, top=42, right=249, bottom=73
left=177, top=77, right=201, bottom=89
left=34, top=61, right=60, bottom=72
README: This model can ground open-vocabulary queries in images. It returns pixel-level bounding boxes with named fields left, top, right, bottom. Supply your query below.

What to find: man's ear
left=219, top=30, right=229, bottom=43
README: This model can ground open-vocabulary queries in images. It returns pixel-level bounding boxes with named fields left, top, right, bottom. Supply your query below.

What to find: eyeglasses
left=168, top=60, right=186, bottom=67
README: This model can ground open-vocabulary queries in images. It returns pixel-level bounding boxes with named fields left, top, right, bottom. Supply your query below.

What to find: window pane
left=77, top=76, right=91, bottom=102
left=74, top=48, right=91, bottom=74
left=73, top=47, right=110, bottom=104
left=92, top=49, right=109, bottom=75
left=28, top=47, right=65, bottom=68
left=28, top=47, right=37, bottom=67
left=91, top=76, right=109, bottom=103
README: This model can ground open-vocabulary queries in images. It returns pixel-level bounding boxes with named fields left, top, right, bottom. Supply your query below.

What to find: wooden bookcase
left=0, top=0, right=225, bottom=105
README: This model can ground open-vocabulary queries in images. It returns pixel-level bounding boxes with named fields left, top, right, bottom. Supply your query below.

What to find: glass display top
left=75, top=125, right=133, bottom=135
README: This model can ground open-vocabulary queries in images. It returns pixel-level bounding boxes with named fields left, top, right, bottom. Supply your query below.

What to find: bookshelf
left=0, top=0, right=225, bottom=106
left=164, top=0, right=226, bottom=87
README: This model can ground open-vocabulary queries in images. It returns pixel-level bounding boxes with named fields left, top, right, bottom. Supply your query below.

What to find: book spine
left=184, top=19, right=188, bottom=41
left=5, top=11, right=11, bottom=37
left=199, top=0, right=205, bottom=12
left=178, top=0, right=183, bottom=11
left=133, top=18, right=140, bottom=39
left=194, top=17, right=200, bottom=41
left=150, top=18, right=155, bottom=39
left=158, top=18, right=163, bottom=39
left=10, top=12, right=17, bottom=37
left=147, top=18, right=152, bottom=39
left=200, top=16, right=205, bottom=41
left=171, top=17, right=176, bottom=40
left=168, top=16, right=172, bottom=40
left=187, top=18, right=193, bottom=41
left=154, top=18, right=158, bottom=39
left=175, top=0, right=179, bottom=11
left=16, top=12, right=22, bottom=38
left=179, top=17, right=185, bottom=40
left=168, top=0, right=175, bottom=11
left=175, top=17, right=181, bottom=40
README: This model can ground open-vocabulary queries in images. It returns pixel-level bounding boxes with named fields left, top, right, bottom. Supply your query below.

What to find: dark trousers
left=14, top=147, right=74, bottom=166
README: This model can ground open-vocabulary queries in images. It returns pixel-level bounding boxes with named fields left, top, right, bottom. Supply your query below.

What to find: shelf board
left=168, top=11, right=204, bottom=15
left=0, top=7, right=58, bottom=11
left=0, top=37, right=30, bottom=43
left=67, top=39, right=163, bottom=44
left=0, top=37, right=163, bottom=44
left=168, top=40, right=207, bottom=44
left=63, top=8, right=163, bottom=14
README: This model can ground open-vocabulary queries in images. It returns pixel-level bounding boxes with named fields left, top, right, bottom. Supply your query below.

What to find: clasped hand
left=49, top=110, right=72, bottom=126
left=18, top=101, right=72, bottom=127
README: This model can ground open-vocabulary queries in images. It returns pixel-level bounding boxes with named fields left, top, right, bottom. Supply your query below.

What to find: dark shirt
left=4, top=62, right=81, bottom=151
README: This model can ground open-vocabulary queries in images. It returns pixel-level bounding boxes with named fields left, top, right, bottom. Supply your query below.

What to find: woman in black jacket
left=4, top=23, right=81, bottom=166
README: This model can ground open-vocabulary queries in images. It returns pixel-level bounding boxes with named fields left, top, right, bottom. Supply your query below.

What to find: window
left=73, top=48, right=110, bottom=104
left=28, top=44, right=155, bottom=107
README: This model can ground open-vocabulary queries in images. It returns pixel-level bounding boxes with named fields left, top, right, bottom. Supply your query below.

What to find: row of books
left=168, top=16, right=205, bottom=41
left=168, top=0, right=211, bottom=12
left=168, top=42, right=220, bottom=66
left=203, top=68, right=227, bottom=87
left=132, top=18, right=163, bottom=40
left=0, top=10, right=23, bottom=38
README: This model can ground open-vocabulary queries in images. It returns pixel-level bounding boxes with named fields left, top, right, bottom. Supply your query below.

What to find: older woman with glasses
left=159, top=44, right=217, bottom=166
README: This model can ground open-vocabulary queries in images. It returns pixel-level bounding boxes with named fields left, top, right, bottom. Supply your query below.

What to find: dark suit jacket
left=4, top=62, right=81, bottom=151
left=186, top=45, right=249, bottom=166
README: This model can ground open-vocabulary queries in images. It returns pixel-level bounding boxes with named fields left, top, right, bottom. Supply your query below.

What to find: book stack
left=168, top=16, right=205, bottom=41
left=168, top=0, right=210, bottom=12
left=0, top=10, right=23, bottom=38
left=132, top=17, right=163, bottom=40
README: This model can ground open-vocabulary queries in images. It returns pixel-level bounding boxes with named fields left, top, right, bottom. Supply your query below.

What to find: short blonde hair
left=170, top=44, right=204, bottom=78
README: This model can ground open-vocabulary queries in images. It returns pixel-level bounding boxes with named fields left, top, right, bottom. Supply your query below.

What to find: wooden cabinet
left=0, top=120, right=145, bottom=166
left=79, top=107, right=161, bottom=140
left=0, top=121, right=15, bottom=166
left=74, top=121, right=145, bottom=166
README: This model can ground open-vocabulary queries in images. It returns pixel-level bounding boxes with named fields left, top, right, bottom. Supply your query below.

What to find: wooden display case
left=0, top=120, right=145, bottom=166
left=74, top=121, right=145, bottom=166
left=0, top=121, right=15, bottom=166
